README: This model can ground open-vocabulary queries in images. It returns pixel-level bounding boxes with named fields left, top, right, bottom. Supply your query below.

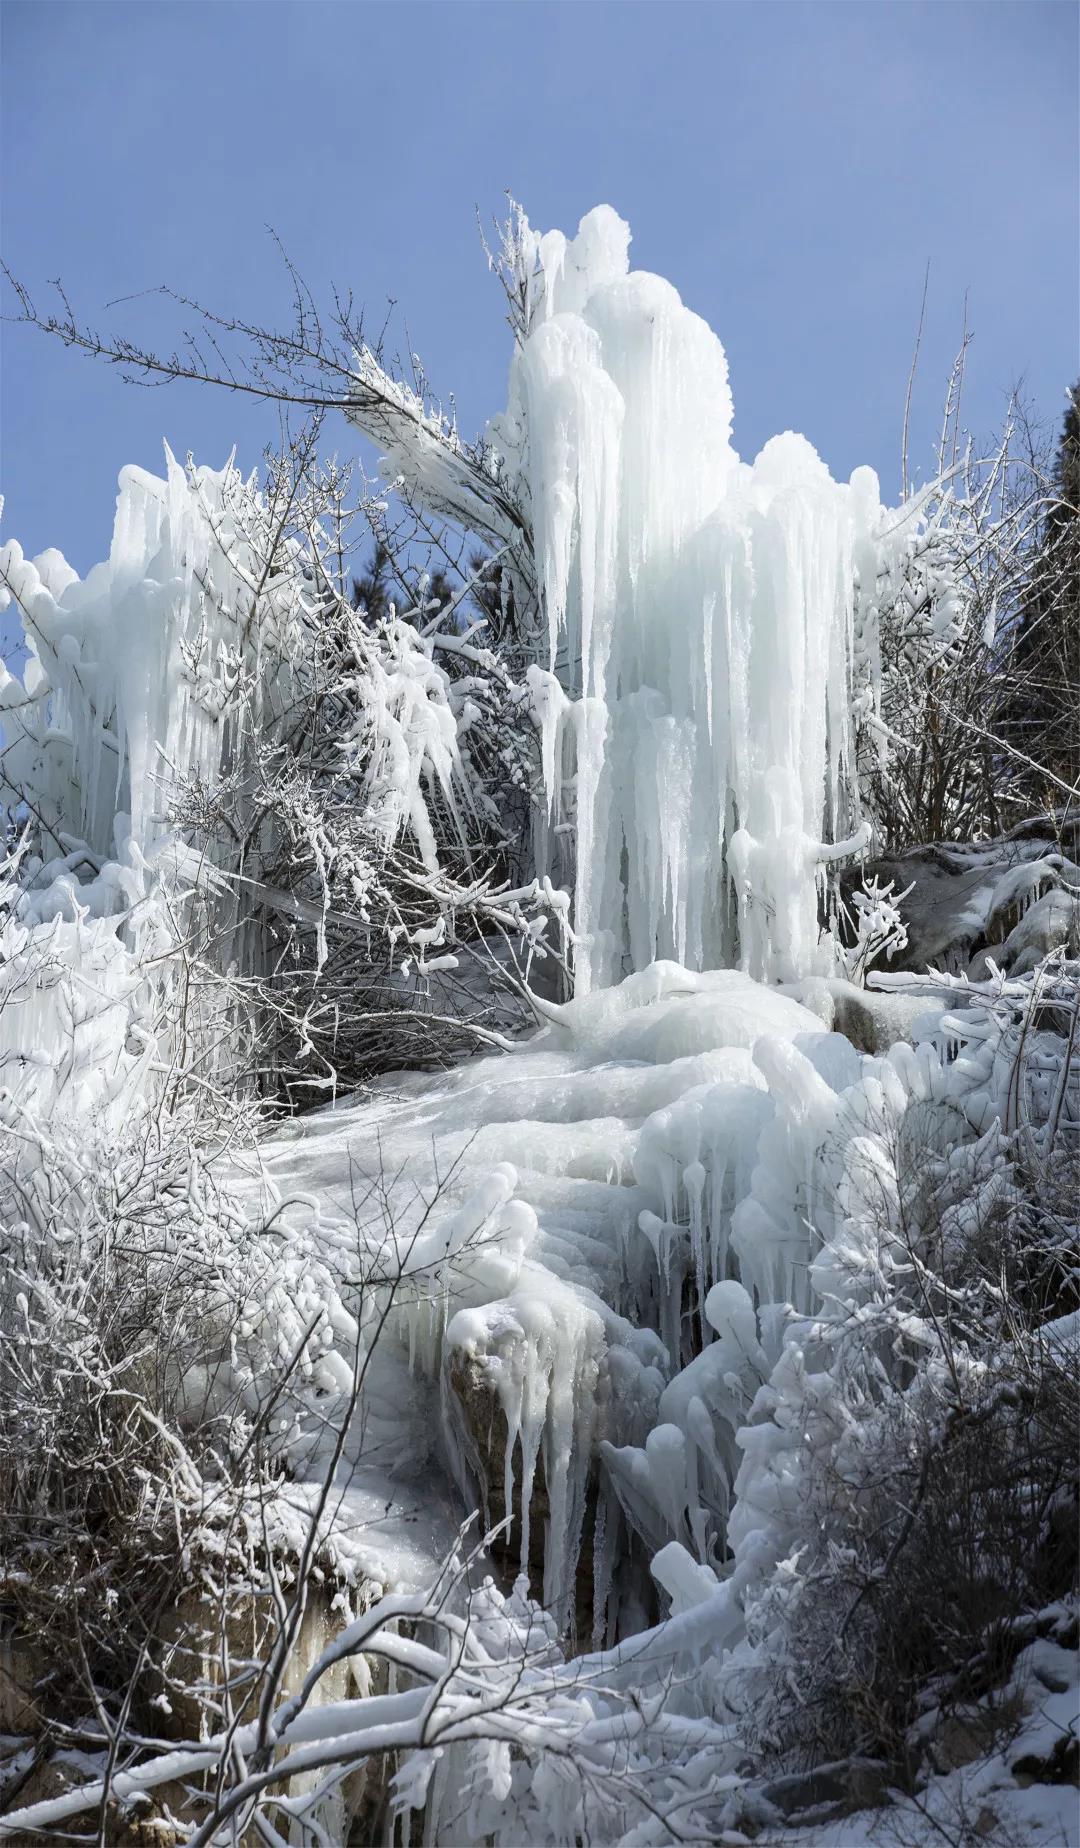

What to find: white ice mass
left=487, top=205, right=880, bottom=990
left=0, top=205, right=1075, bottom=1847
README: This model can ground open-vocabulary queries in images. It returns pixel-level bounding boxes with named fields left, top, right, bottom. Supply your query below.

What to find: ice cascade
left=491, top=206, right=880, bottom=989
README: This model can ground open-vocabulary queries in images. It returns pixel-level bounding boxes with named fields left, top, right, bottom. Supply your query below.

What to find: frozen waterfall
left=489, top=205, right=880, bottom=990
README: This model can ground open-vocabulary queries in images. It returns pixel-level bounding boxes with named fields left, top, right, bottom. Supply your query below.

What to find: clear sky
left=2, top=0, right=1077, bottom=577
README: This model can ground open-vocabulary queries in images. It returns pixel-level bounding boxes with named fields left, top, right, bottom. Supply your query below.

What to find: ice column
left=507, top=206, right=881, bottom=989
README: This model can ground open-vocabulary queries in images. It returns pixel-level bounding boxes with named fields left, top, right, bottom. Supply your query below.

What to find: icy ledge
left=249, top=954, right=984, bottom=1637
left=233, top=948, right=1078, bottom=1842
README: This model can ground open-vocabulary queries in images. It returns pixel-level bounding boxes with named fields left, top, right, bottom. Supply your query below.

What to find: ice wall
left=493, top=207, right=881, bottom=990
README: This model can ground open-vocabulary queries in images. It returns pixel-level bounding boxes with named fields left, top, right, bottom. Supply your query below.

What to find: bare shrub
left=0, top=1088, right=284, bottom=1738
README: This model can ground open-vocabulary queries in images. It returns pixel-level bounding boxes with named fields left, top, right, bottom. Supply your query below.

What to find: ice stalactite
left=489, top=205, right=883, bottom=989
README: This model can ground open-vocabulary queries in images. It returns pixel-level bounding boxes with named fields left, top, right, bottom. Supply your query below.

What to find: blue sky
left=2, top=0, right=1077, bottom=577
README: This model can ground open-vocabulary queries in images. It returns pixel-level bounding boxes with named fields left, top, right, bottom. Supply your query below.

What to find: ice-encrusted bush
left=0, top=439, right=561, bottom=1110
left=0, top=1070, right=281, bottom=1730
left=738, top=1256, right=1077, bottom=1782
left=0, top=894, right=369, bottom=1746
left=169, top=571, right=561, bottom=1103
left=714, top=957, right=1080, bottom=1792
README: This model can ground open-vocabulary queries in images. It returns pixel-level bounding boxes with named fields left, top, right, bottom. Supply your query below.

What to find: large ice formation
left=0, top=447, right=496, bottom=1107
left=487, top=206, right=880, bottom=989
left=4, top=204, right=1075, bottom=1848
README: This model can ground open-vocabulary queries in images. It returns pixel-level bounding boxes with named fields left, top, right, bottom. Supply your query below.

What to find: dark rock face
left=445, top=1349, right=616, bottom=1654
left=845, top=815, right=1080, bottom=979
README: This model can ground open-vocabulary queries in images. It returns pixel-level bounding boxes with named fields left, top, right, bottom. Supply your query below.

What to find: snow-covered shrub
left=838, top=872, right=913, bottom=985
left=0, top=903, right=361, bottom=1744
left=735, top=1213, right=1077, bottom=1780
left=0, top=1081, right=264, bottom=1726
left=708, top=954, right=1080, bottom=1789
left=0, top=1514, right=737, bottom=1847
left=853, top=429, right=1048, bottom=855
left=172, top=570, right=560, bottom=1102
left=1, top=438, right=559, bottom=1107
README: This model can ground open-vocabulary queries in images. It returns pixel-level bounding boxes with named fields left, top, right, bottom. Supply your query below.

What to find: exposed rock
left=445, top=1348, right=606, bottom=1653
left=754, top=1754, right=891, bottom=1824
left=0, top=1578, right=382, bottom=1846
left=849, top=815, right=1080, bottom=978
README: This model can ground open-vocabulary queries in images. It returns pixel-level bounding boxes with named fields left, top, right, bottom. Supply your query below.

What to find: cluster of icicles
left=487, top=205, right=884, bottom=989
left=0, top=450, right=492, bottom=1112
